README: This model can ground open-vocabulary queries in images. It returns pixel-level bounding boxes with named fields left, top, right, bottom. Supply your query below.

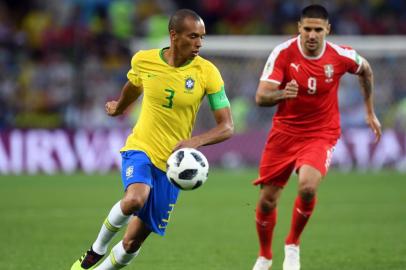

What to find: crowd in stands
left=1, top=0, right=406, bottom=131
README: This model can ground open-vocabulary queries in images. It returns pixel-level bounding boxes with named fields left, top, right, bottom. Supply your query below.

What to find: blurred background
left=1, top=0, right=406, bottom=174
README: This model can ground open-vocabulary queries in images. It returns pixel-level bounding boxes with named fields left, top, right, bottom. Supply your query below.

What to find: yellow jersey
left=121, top=48, right=227, bottom=171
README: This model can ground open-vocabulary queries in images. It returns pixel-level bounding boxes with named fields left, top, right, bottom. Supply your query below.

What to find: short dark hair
left=301, top=4, right=329, bottom=21
left=168, top=9, right=203, bottom=32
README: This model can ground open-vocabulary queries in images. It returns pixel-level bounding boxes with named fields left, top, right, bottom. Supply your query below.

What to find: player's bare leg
left=121, top=183, right=151, bottom=215
left=92, top=183, right=150, bottom=253
left=283, top=164, right=322, bottom=270
left=253, top=184, right=283, bottom=270
left=71, top=184, right=150, bottom=270
left=94, top=217, right=151, bottom=269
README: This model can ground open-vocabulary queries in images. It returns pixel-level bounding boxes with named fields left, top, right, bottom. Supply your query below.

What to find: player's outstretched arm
left=255, top=80, right=298, bottom=107
left=357, top=58, right=382, bottom=142
left=105, top=81, right=143, bottom=117
left=173, top=107, right=234, bottom=151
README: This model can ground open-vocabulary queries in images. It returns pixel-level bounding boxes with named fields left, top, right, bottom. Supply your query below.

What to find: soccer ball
left=166, top=148, right=209, bottom=190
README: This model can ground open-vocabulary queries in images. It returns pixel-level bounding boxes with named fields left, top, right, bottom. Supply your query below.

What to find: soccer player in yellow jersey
left=70, top=9, right=233, bottom=270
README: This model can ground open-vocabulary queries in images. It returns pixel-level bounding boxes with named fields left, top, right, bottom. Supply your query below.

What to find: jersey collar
left=159, top=47, right=194, bottom=68
left=297, top=35, right=326, bottom=60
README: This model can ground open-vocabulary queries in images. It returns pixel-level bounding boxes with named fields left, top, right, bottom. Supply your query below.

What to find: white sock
left=94, top=241, right=140, bottom=270
left=92, top=201, right=131, bottom=255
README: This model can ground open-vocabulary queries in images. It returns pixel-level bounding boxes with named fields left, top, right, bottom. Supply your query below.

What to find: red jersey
left=261, top=35, right=363, bottom=139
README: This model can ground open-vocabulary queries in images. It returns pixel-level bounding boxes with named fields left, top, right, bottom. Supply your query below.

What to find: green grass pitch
left=0, top=169, right=405, bottom=270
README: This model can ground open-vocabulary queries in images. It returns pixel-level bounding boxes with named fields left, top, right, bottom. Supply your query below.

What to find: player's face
left=172, top=17, right=206, bottom=60
left=298, top=18, right=330, bottom=56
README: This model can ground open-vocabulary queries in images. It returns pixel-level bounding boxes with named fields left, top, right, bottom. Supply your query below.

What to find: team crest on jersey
left=126, top=166, right=134, bottom=179
left=324, top=64, right=334, bottom=83
left=185, top=77, right=195, bottom=90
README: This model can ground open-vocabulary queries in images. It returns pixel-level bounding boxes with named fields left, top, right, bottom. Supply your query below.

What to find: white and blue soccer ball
left=166, top=148, right=209, bottom=190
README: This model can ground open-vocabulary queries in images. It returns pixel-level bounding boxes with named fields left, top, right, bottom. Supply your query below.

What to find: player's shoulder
left=272, top=37, right=298, bottom=54
left=263, top=37, right=297, bottom=67
left=131, top=48, right=160, bottom=62
left=193, top=56, right=220, bottom=72
left=326, top=41, right=358, bottom=58
left=265, top=37, right=298, bottom=63
left=194, top=55, right=215, bottom=67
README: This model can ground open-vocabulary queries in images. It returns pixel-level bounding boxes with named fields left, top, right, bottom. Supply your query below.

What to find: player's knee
left=298, top=185, right=317, bottom=201
left=122, top=236, right=141, bottom=253
left=121, top=196, right=146, bottom=214
left=258, top=197, right=277, bottom=213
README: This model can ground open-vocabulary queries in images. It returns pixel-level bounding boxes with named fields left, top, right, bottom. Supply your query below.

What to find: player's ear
left=169, top=29, right=178, bottom=41
left=326, top=22, right=331, bottom=35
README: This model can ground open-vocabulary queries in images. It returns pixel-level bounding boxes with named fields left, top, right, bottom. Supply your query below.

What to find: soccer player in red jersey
left=252, top=4, right=382, bottom=270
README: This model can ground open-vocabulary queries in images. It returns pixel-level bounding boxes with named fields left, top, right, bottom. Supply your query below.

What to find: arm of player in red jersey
left=255, top=80, right=299, bottom=106
left=357, top=58, right=382, bottom=143
left=173, top=107, right=234, bottom=151
left=105, top=80, right=143, bottom=117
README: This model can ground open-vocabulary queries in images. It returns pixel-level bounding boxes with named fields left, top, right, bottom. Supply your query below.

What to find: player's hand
left=172, top=138, right=202, bottom=152
left=105, top=101, right=121, bottom=116
left=282, top=80, right=299, bottom=99
left=366, top=113, right=382, bottom=143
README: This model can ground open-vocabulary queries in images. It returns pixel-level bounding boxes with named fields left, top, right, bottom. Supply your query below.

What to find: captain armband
left=207, top=86, right=230, bottom=110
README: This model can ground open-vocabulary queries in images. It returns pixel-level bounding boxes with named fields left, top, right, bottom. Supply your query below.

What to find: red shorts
left=254, top=130, right=337, bottom=187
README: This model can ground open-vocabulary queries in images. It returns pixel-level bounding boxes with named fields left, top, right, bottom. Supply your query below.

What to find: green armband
left=207, top=86, right=230, bottom=110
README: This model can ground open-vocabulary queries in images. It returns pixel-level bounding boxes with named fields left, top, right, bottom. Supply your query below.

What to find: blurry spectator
left=109, top=0, right=135, bottom=41
left=21, top=7, right=51, bottom=49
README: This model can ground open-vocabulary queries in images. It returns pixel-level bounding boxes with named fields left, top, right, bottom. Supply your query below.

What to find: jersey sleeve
left=127, top=52, right=143, bottom=87
left=260, top=46, right=287, bottom=84
left=338, top=46, right=364, bottom=74
left=205, top=62, right=224, bottom=95
left=204, top=62, right=230, bottom=110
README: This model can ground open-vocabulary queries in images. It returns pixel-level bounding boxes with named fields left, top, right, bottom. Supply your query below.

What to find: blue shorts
left=121, top=150, right=179, bottom=236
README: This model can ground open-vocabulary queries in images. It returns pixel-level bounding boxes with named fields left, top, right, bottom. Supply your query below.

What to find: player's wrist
left=276, top=90, right=286, bottom=101
left=115, top=101, right=128, bottom=115
left=364, top=106, right=376, bottom=116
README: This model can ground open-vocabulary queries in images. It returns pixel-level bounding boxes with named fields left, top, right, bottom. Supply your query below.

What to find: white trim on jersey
left=260, top=37, right=297, bottom=81
left=328, top=42, right=364, bottom=73
left=297, top=35, right=326, bottom=60
left=355, top=60, right=363, bottom=74
left=260, top=78, right=282, bottom=85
